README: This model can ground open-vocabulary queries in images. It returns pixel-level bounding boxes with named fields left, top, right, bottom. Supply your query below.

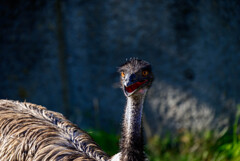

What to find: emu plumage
left=0, top=100, right=108, bottom=161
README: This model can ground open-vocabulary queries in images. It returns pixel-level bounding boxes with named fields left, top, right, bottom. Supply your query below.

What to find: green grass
left=87, top=130, right=120, bottom=156
left=88, top=105, right=240, bottom=161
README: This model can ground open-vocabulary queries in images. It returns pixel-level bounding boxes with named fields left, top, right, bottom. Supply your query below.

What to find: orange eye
left=121, top=72, right=125, bottom=78
left=142, top=70, right=149, bottom=76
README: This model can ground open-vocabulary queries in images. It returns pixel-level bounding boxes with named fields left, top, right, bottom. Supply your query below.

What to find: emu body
left=0, top=100, right=108, bottom=161
left=0, top=58, right=154, bottom=161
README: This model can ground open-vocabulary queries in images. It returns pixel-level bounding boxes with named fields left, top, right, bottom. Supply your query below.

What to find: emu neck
left=124, top=96, right=143, bottom=140
left=120, top=94, right=145, bottom=160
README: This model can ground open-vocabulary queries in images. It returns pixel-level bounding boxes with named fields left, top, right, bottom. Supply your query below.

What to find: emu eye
left=121, top=72, right=125, bottom=78
left=142, top=70, right=149, bottom=77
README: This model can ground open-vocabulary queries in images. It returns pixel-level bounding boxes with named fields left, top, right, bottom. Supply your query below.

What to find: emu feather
left=0, top=100, right=108, bottom=161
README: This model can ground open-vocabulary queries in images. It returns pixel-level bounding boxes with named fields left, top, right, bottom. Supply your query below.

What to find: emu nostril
left=129, top=74, right=136, bottom=81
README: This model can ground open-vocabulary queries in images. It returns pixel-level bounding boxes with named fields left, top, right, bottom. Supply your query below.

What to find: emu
left=0, top=58, right=154, bottom=161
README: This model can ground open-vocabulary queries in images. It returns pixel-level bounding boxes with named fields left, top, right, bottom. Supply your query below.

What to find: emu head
left=118, top=58, right=154, bottom=97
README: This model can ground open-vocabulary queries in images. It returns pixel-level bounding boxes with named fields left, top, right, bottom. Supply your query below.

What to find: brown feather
left=0, top=99, right=109, bottom=161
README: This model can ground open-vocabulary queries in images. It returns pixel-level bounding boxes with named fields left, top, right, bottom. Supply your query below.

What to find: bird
left=0, top=58, right=154, bottom=161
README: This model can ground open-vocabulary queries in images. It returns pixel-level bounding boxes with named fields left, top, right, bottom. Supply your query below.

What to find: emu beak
left=123, top=74, right=148, bottom=97
left=124, top=74, right=136, bottom=87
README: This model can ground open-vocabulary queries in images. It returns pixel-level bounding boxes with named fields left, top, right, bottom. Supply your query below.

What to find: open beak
left=123, top=74, right=148, bottom=96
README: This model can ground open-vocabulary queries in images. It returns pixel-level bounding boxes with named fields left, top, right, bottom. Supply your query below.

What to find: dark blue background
left=0, top=0, right=240, bottom=136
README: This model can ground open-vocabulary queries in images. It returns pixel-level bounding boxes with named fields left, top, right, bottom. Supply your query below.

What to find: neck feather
left=120, top=94, right=146, bottom=161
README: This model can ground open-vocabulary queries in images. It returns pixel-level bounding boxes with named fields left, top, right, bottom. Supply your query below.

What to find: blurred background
left=0, top=0, right=240, bottom=160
